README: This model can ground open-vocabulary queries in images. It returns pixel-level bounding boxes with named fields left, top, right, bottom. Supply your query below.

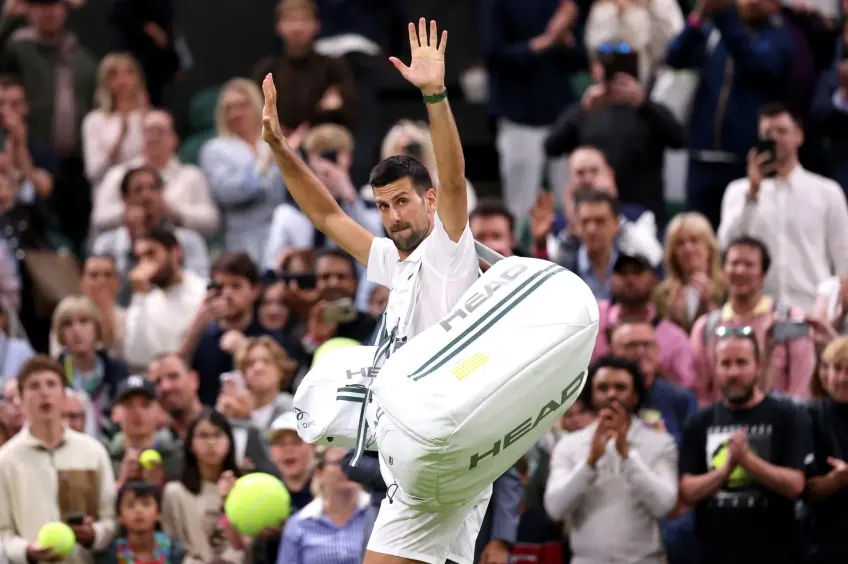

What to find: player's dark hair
left=586, top=355, right=647, bottom=413
left=369, top=155, right=433, bottom=195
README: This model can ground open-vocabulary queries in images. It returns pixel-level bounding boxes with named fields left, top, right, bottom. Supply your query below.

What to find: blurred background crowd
left=0, top=0, right=848, bottom=562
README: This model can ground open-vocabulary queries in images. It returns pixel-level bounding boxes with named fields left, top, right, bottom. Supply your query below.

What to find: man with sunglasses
left=679, top=330, right=812, bottom=564
left=690, top=235, right=815, bottom=405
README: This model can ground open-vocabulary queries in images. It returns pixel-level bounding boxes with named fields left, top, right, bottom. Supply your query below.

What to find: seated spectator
left=806, top=337, right=848, bottom=564
left=678, top=331, right=811, bottom=564
left=92, top=165, right=210, bottom=306
left=718, top=103, right=848, bottom=313
left=279, top=445, right=371, bottom=564
left=361, top=120, right=477, bottom=211
left=183, top=253, right=304, bottom=405
left=665, top=0, right=795, bottom=229
left=0, top=377, right=23, bottom=440
left=99, top=481, right=186, bottom=564
left=592, top=253, right=696, bottom=388
left=469, top=199, right=518, bottom=262
left=92, top=110, right=219, bottom=236
left=200, top=78, right=286, bottom=263
left=82, top=52, right=147, bottom=186
left=52, top=295, right=130, bottom=433
left=147, top=352, right=204, bottom=441
left=0, top=75, right=57, bottom=204
left=264, top=124, right=382, bottom=271
left=813, top=274, right=848, bottom=335
left=298, top=249, right=378, bottom=356
left=690, top=236, right=816, bottom=405
left=51, top=255, right=127, bottom=358
left=252, top=0, right=358, bottom=131
left=257, top=281, right=291, bottom=333
left=62, top=388, right=92, bottom=435
left=0, top=304, right=34, bottom=381
left=654, top=212, right=725, bottom=334
left=161, top=409, right=246, bottom=563
left=0, top=356, right=117, bottom=563
left=585, top=0, right=683, bottom=86
left=124, top=228, right=206, bottom=373
left=544, top=356, right=679, bottom=563
left=259, top=412, right=316, bottom=564
left=108, top=376, right=182, bottom=490
left=545, top=61, right=687, bottom=229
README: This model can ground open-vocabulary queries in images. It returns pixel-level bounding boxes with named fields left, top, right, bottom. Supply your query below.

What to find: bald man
left=90, top=109, right=219, bottom=236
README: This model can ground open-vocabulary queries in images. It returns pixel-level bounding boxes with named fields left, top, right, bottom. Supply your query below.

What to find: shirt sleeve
left=423, top=213, right=478, bottom=280
left=679, top=409, right=708, bottom=476
left=366, top=237, right=399, bottom=289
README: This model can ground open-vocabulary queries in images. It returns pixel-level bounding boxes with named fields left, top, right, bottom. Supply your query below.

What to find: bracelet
left=422, top=89, right=448, bottom=104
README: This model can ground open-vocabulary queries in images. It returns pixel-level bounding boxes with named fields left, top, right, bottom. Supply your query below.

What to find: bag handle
left=475, top=241, right=506, bottom=267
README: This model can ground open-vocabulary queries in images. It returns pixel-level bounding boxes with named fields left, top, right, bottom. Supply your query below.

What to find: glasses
left=714, top=325, right=755, bottom=339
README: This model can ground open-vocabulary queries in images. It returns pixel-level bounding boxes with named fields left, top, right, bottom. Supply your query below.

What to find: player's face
left=715, top=337, right=760, bottom=405
left=373, top=177, right=436, bottom=253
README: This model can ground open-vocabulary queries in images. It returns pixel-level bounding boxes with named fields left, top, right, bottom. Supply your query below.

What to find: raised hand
left=261, top=74, right=285, bottom=148
left=389, top=18, right=447, bottom=95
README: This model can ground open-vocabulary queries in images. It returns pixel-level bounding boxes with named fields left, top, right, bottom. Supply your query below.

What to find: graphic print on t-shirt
left=705, top=423, right=774, bottom=509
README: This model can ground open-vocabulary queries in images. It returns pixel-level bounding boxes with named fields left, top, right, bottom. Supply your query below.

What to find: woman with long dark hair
left=161, top=409, right=245, bottom=563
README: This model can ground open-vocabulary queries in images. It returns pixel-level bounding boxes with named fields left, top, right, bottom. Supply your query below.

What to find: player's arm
left=390, top=19, right=467, bottom=242
left=261, top=75, right=374, bottom=266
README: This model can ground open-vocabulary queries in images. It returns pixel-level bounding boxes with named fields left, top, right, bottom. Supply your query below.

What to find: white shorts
left=366, top=484, right=493, bottom=564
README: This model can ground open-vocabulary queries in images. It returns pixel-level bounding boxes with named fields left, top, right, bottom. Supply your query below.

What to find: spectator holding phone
left=718, top=103, right=848, bottom=313
left=180, top=252, right=305, bottom=406
left=690, top=236, right=816, bottom=405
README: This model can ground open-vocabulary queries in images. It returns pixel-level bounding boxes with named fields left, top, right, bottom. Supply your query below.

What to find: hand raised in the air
left=261, top=74, right=285, bottom=148
left=389, top=18, right=447, bottom=96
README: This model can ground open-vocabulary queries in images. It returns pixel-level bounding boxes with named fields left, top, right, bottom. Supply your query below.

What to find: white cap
left=267, top=411, right=298, bottom=441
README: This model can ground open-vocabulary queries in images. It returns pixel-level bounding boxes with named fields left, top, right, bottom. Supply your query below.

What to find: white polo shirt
left=367, top=214, right=478, bottom=341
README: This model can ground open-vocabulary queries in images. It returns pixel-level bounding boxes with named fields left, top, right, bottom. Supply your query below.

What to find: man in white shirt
left=718, top=103, right=848, bottom=312
left=262, top=18, right=485, bottom=564
left=123, top=227, right=206, bottom=373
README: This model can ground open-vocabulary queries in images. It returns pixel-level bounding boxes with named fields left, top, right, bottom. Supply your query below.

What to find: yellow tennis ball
left=224, top=473, right=291, bottom=537
left=37, top=522, right=76, bottom=558
left=139, top=449, right=162, bottom=470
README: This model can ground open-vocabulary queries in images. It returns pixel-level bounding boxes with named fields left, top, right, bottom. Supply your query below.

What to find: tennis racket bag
left=367, top=257, right=599, bottom=511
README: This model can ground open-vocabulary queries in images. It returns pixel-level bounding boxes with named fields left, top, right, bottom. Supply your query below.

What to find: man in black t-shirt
left=679, top=328, right=812, bottom=564
left=806, top=338, right=848, bottom=564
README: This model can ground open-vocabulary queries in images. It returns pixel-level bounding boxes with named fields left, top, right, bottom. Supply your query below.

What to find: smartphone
left=322, top=297, right=358, bottom=324
left=220, top=371, right=245, bottom=392
left=771, top=321, right=810, bottom=342
left=755, top=138, right=778, bottom=177
left=281, top=272, right=317, bottom=290
left=321, top=150, right=339, bottom=164
left=66, top=513, right=85, bottom=526
left=596, top=42, right=639, bottom=81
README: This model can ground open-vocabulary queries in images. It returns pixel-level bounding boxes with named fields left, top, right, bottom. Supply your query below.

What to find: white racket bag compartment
left=293, top=344, right=380, bottom=448
left=368, top=257, right=599, bottom=511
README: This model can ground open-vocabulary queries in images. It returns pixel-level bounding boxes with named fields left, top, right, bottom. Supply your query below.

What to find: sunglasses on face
left=714, top=325, right=755, bottom=339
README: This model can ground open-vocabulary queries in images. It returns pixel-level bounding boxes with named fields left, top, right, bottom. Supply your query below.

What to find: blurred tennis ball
left=139, top=449, right=162, bottom=470
left=37, top=522, right=76, bottom=558
left=224, top=473, right=291, bottom=537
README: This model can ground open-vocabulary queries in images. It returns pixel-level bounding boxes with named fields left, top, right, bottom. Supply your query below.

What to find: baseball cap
left=116, top=375, right=158, bottom=403
left=267, top=411, right=300, bottom=442
left=613, top=253, right=652, bottom=274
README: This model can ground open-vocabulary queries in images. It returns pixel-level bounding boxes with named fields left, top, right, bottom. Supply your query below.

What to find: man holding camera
left=718, top=103, right=848, bottom=313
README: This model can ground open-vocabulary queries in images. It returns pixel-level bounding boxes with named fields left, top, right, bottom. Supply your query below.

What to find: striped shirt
left=277, top=491, right=370, bottom=564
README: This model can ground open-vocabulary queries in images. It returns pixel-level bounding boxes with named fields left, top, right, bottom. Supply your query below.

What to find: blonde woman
left=199, top=78, right=286, bottom=263
left=82, top=53, right=148, bottom=185
left=279, top=446, right=370, bottom=564
left=654, top=212, right=725, bottom=333
left=360, top=120, right=477, bottom=210
left=52, top=295, right=131, bottom=433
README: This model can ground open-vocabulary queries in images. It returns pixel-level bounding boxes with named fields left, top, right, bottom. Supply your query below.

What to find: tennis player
left=261, top=18, right=490, bottom=564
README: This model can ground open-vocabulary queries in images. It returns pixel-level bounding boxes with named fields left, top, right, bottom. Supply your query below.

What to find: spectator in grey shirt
left=545, top=355, right=678, bottom=564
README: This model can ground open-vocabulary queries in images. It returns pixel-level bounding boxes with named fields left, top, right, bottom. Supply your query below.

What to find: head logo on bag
left=468, top=369, right=586, bottom=470
left=439, top=263, right=531, bottom=332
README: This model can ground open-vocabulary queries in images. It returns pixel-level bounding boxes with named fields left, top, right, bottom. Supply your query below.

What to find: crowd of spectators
left=0, top=0, right=847, bottom=562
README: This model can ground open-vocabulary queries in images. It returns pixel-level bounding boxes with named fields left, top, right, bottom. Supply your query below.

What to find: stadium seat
left=178, top=131, right=216, bottom=165
left=188, top=86, right=221, bottom=133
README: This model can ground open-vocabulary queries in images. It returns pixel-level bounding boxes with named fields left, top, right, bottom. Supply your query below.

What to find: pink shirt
left=689, top=298, right=816, bottom=406
left=592, top=301, right=697, bottom=389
